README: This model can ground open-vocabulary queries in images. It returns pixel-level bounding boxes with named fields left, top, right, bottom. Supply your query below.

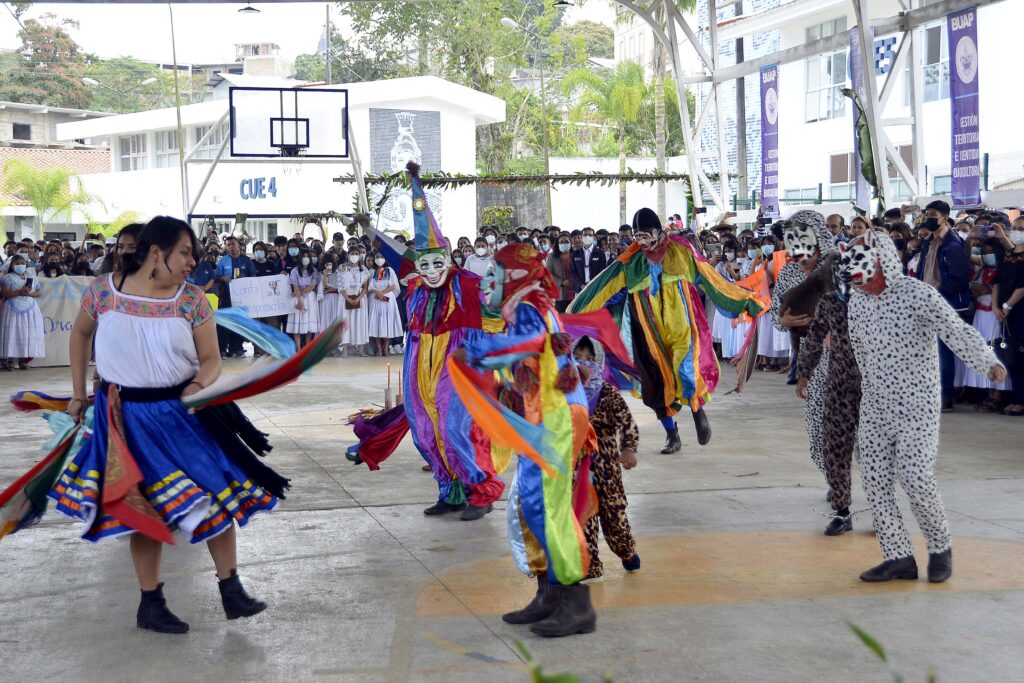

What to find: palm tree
left=2, top=158, right=98, bottom=239
left=562, top=60, right=647, bottom=223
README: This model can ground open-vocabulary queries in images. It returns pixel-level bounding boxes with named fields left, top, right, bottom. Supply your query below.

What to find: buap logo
left=955, top=35, right=978, bottom=84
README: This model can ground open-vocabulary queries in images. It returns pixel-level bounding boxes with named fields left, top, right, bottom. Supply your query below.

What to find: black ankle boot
left=660, top=427, right=681, bottom=454
left=928, top=548, right=952, bottom=583
left=502, top=573, right=558, bottom=625
left=460, top=503, right=493, bottom=521
left=137, top=583, right=189, bottom=634
left=859, top=556, right=919, bottom=582
left=529, top=582, right=597, bottom=637
left=423, top=500, right=466, bottom=516
left=824, top=512, right=853, bottom=536
left=218, top=570, right=267, bottom=620
left=692, top=407, right=712, bottom=445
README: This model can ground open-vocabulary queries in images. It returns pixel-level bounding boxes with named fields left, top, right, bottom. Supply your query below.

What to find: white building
left=55, top=76, right=505, bottom=243
left=719, top=0, right=1024, bottom=208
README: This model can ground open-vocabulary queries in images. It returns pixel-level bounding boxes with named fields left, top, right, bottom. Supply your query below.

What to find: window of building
left=923, top=23, right=949, bottom=102
left=783, top=188, right=820, bottom=203
left=155, top=130, right=179, bottom=168
left=886, top=144, right=914, bottom=179
left=193, top=123, right=227, bottom=159
left=12, top=123, right=31, bottom=140
left=118, top=134, right=147, bottom=171
left=805, top=18, right=848, bottom=123
left=933, top=175, right=952, bottom=194
left=829, top=152, right=855, bottom=200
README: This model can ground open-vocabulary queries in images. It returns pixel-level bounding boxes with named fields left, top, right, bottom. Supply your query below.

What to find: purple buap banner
left=948, top=7, right=981, bottom=208
left=848, top=28, right=870, bottom=211
left=760, top=64, right=779, bottom=219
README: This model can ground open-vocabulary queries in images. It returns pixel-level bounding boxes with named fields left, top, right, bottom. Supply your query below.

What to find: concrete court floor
left=1, top=356, right=1023, bottom=683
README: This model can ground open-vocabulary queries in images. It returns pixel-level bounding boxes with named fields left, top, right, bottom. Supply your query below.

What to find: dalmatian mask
left=782, top=223, right=819, bottom=262
left=415, top=250, right=451, bottom=289
left=838, top=232, right=885, bottom=295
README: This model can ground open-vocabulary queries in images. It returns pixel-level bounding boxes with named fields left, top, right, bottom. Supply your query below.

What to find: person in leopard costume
left=770, top=210, right=836, bottom=492
left=841, top=230, right=1006, bottom=583
left=573, top=336, right=641, bottom=580
left=796, top=258, right=861, bottom=537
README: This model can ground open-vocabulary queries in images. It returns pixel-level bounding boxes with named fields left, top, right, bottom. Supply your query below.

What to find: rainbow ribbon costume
left=569, top=211, right=765, bottom=431
left=449, top=243, right=599, bottom=588
left=349, top=162, right=505, bottom=512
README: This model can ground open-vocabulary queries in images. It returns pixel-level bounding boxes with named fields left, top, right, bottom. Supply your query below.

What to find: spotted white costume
left=769, top=211, right=835, bottom=479
left=843, top=232, right=1001, bottom=561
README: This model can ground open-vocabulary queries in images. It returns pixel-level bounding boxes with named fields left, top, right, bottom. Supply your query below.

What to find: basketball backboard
left=229, top=87, right=349, bottom=158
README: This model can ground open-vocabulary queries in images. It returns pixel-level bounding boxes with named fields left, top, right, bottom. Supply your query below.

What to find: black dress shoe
left=692, top=407, right=712, bottom=445
left=137, top=583, right=189, bottom=634
left=928, top=548, right=952, bottom=583
left=503, top=573, right=558, bottom=625
left=218, top=570, right=267, bottom=620
left=824, top=514, right=853, bottom=536
left=423, top=500, right=466, bottom=515
left=660, top=427, right=681, bottom=454
left=859, top=556, right=919, bottom=582
left=460, top=503, right=493, bottom=521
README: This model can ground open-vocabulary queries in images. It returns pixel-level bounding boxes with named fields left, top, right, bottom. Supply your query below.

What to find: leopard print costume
left=797, top=290, right=861, bottom=513
left=843, top=232, right=1001, bottom=561
left=770, top=210, right=837, bottom=481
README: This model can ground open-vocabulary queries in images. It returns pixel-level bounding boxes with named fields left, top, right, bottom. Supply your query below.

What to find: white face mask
left=349, top=254, right=360, bottom=264
left=582, top=235, right=595, bottom=247
left=357, top=253, right=365, bottom=262
left=374, top=257, right=385, bottom=266
left=725, top=252, right=736, bottom=261
left=485, top=234, right=496, bottom=245
left=475, top=247, right=487, bottom=257
left=301, top=257, right=311, bottom=266
left=1011, top=230, right=1024, bottom=246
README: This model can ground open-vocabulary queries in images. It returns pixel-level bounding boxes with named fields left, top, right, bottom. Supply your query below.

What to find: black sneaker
left=927, top=548, right=952, bottom=583
left=859, top=556, right=918, bottom=582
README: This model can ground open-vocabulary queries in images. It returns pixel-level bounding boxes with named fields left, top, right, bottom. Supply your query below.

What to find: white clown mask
left=416, top=250, right=451, bottom=289
left=783, top=223, right=819, bottom=263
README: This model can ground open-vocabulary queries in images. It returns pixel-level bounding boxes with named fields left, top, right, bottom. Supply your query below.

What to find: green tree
left=82, top=57, right=165, bottom=113
left=0, top=14, right=93, bottom=109
left=562, top=61, right=647, bottom=223
left=549, top=20, right=614, bottom=67
left=2, top=159, right=99, bottom=239
left=293, top=28, right=403, bottom=83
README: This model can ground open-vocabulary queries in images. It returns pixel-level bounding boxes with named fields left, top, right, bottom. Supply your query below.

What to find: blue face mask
left=13, top=263, right=27, bottom=275
left=761, top=244, right=775, bottom=256
left=254, top=250, right=266, bottom=260
left=982, top=254, right=997, bottom=267
left=288, top=247, right=299, bottom=257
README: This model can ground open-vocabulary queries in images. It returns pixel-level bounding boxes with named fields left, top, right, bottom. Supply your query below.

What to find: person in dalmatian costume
left=769, top=210, right=836, bottom=493
left=840, top=230, right=1006, bottom=583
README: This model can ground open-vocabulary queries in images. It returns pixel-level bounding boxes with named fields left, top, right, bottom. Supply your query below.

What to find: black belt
left=98, top=379, right=192, bottom=402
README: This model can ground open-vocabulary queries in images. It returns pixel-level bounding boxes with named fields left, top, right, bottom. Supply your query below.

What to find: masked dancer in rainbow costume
left=449, top=243, right=600, bottom=638
left=348, top=163, right=505, bottom=521
left=569, top=208, right=765, bottom=454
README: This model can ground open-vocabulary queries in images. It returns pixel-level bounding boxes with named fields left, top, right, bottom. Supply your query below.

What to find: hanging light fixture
left=238, top=3, right=260, bottom=14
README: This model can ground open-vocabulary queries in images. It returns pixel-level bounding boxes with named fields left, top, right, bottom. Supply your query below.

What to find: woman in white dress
left=338, top=247, right=369, bottom=356
left=318, top=257, right=342, bottom=328
left=286, top=246, right=322, bottom=347
left=0, top=254, right=44, bottom=370
left=964, top=240, right=1012, bottom=410
left=713, top=240, right=744, bottom=358
left=366, top=250, right=403, bottom=356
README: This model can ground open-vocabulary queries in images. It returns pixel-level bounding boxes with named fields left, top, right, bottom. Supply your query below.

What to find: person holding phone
left=0, top=253, right=44, bottom=370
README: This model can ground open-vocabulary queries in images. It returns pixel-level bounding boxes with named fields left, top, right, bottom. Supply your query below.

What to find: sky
left=0, top=1, right=616, bottom=66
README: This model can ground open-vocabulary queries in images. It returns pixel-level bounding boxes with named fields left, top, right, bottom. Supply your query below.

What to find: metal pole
left=169, top=4, right=189, bottom=219
left=325, top=3, right=332, bottom=85
left=664, top=6, right=706, bottom=227
left=708, top=0, right=730, bottom=207
left=853, top=0, right=888, bottom=209
left=735, top=0, right=748, bottom=203
left=538, top=48, right=552, bottom=225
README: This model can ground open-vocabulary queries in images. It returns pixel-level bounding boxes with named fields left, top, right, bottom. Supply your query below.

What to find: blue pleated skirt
left=50, top=390, right=277, bottom=544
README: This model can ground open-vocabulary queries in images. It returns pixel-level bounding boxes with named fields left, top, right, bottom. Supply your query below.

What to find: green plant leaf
left=848, top=622, right=888, bottom=663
